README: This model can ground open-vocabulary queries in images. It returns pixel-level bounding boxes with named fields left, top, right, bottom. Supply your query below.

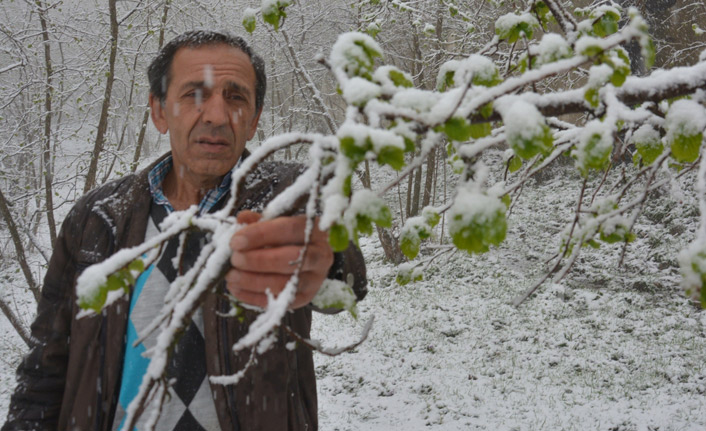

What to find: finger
left=231, top=215, right=328, bottom=252
left=225, top=269, right=289, bottom=294
left=225, top=270, right=324, bottom=309
left=226, top=289, right=317, bottom=310
left=230, top=244, right=333, bottom=274
left=236, top=210, right=262, bottom=225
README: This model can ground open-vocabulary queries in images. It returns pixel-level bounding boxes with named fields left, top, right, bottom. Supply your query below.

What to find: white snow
left=391, top=88, right=441, bottom=113
left=496, top=98, right=547, bottom=148
left=536, top=33, right=573, bottom=65
left=494, top=12, right=538, bottom=37
left=449, top=190, right=503, bottom=226
left=664, top=99, right=706, bottom=143
left=342, top=77, right=382, bottom=106
left=630, top=124, right=661, bottom=150
left=575, top=120, right=614, bottom=172
left=311, top=278, right=357, bottom=314
left=329, top=32, right=382, bottom=78
left=587, top=63, right=614, bottom=87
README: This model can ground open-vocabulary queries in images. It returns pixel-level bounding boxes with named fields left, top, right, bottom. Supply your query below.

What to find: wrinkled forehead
left=167, top=43, right=255, bottom=90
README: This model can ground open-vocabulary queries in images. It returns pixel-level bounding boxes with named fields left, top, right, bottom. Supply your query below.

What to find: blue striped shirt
left=147, top=155, right=236, bottom=214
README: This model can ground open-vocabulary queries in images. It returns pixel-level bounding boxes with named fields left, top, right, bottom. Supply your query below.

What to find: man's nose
left=200, top=93, right=229, bottom=126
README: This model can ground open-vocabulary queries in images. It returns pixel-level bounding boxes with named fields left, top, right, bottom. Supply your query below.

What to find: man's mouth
left=195, top=138, right=229, bottom=147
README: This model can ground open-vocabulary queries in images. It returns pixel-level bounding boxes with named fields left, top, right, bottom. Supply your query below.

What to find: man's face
left=150, top=44, right=261, bottom=187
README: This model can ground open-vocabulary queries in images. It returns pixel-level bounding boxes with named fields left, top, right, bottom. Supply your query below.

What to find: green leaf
left=354, top=39, right=382, bottom=65
left=508, top=155, right=522, bottom=173
left=469, top=123, right=491, bottom=139
left=396, top=266, right=423, bottom=286
left=263, top=2, right=289, bottom=31
left=581, top=44, right=604, bottom=57
left=532, top=1, right=550, bottom=20
left=422, top=209, right=440, bottom=228
left=106, top=273, right=126, bottom=292
left=366, top=22, right=381, bottom=38
left=355, top=214, right=374, bottom=236
left=128, top=258, right=145, bottom=273
left=451, top=213, right=507, bottom=254
left=403, top=137, right=416, bottom=153
left=78, top=286, right=107, bottom=313
left=400, top=231, right=421, bottom=260
left=610, top=67, right=627, bottom=87
left=377, top=146, right=405, bottom=170
left=599, top=226, right=635, bottom=244
left=389, top=69, right=413, bottom=88
left=579, top=133, right=612, bottom=172
left=472, top=70, right=501, bottom=87
left=496, top=19, right=536, bottom=43
left=450, top=201, right=507, bottom=255
left=343, top=174, right=352, bottom=197
left=670, top=133, right=702, bottom=163
left=442, top=117, right=473, bottom=142
left=329, top=223, right=350, bottom=252
left=584, top=87, right=600, bottom=108
left=479, top=102, right=494, bottom=119
left=593, top=14, right=618, bottom=37
left=243, top=14, right=256, bottom=33
left=438, top=71, right=455, bottom=92
left=312, top=280, right=358, bottom=318
left=635, top=140, right=664, bottom=166
left=120, top=268, right=135, bottom=287
left=340, top=136, right=368, bottom=163
left=372, top=205, right=393, bottom=228
left=417, top=226, right=431, bottom=240
left=585, top=238, right=601, bottom=249
left=509, top=124, right=554, bottom=160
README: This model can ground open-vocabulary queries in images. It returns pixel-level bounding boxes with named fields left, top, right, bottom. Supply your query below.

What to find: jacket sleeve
left=1, top=208, right=81, bottom=430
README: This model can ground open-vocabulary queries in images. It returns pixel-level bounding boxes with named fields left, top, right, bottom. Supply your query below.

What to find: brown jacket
left=2, top=155, right=367, bottom=431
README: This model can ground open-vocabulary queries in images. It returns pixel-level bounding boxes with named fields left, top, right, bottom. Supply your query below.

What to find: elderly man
left=2, top=31, right=366, bottom=431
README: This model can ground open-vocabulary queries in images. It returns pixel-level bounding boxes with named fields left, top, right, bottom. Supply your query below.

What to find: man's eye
left=184, top=89, right=203, bottom=99
left=226, top=93, right=245, bottom=101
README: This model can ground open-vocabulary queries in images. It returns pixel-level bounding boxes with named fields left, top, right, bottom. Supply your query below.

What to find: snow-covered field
left=2, top=152, right=705, bottom=430
left=313, top=158, right=706, bottom=430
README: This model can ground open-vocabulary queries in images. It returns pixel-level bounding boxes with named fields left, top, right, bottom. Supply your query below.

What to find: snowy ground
left=2, top=153, right=705, bottom=430
left=313, top=159, right=706, bottom=430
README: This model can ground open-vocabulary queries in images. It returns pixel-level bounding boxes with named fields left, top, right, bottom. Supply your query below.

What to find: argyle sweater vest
left=111, top=202, right=221, bottom=431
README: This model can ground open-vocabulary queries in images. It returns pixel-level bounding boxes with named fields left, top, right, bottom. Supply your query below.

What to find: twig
left=513, top=177, right=588, bottom=306
left=283, top=315, right=375, bottom=357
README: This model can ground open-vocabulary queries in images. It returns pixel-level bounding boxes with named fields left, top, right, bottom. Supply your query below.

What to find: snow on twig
left=284, top=314, right=375, bottom=357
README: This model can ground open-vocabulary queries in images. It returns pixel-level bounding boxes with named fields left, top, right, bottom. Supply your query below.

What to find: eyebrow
left=178, top=80, right=250, bottom=97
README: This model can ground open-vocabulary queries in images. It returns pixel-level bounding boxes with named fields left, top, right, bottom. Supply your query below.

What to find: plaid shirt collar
left=147, top=154, right=236, bottom=215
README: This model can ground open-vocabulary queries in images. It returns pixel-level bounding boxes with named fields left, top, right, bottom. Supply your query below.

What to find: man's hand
left=225, top=210, right=334, bottom=309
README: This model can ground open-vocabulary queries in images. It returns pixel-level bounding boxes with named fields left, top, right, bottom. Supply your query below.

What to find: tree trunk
left=410, top=165, right=422, bottom=217
left=405, top=169, right=412, bottom=217
left=376, top=226, right=405, bottom=264
left=132, top=0, right=171, bottom=173
left=38, top=2, right=57, bottom=246
left=0, top=187, right=40, bottom=302
left=0, top=298, right=33, bottom=348
left=422, top=146, right=436, bottom=208
left=84, top=0, right=119, bottom=193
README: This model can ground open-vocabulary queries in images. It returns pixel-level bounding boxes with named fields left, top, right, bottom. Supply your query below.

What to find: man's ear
left=149, top=93, right=168, bottom=134
left=247, top=107, right=263, bottom=141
